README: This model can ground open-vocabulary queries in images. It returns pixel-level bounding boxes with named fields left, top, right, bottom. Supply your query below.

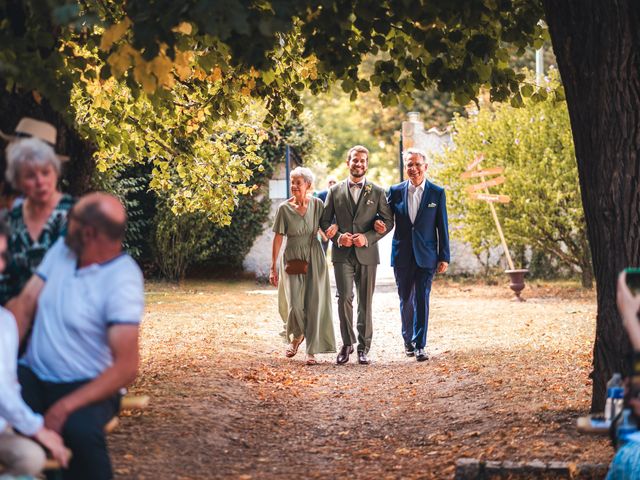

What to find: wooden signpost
left=465, top=176, right=506, bottom=193
left=468, top=193, right=511, bottom=203
left=463, top=154, right=528, bottom=300
left=462, top=155, right=514, bottom=271
left=460, top=166, right=504, bottom=179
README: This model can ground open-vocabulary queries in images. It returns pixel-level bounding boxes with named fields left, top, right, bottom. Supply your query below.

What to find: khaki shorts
left=0, top=428, right=45, bottom=476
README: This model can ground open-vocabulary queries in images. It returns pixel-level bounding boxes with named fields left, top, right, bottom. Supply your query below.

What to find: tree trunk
left=543, top=1, right=640, bottom=411
left=580, top=265, right=593, bottom=290
left=0, top=86, right=95, bottom=198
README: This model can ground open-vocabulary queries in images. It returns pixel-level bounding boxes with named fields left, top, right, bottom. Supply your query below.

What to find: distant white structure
left=402, top=111, right=454, bottom=165
left=243, top=149, right=303, bottom=280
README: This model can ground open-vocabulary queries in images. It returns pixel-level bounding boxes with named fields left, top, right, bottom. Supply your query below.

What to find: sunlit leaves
left=0, top=0, right=551, bottom=221
left=100, top=18, right=132, bottom=51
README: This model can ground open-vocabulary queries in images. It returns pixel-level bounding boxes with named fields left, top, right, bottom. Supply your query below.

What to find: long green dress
left=273, top=196, right=336, bottom=355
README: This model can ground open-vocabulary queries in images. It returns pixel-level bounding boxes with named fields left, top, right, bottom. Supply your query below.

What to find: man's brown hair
left=346, top=145, right=369, bottom=162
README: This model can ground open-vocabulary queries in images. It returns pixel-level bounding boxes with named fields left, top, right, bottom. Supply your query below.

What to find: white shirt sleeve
left=0, top=309, right=43, bottom=436
left=104, top=260, right=145, bottom=326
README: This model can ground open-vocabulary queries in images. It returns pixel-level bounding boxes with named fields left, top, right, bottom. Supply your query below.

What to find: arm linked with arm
left=364, top=189, right=394, bottom=247
left=320, top=188, right=346, bottom=247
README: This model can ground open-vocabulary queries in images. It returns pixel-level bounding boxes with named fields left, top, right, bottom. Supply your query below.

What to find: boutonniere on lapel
left=428, top=202, right=437, bottom=208
left=364, top=184, right=373, bottom=195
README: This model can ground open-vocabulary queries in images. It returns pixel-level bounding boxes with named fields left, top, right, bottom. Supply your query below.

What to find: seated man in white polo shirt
left=8, top=192, right=144, bottom=480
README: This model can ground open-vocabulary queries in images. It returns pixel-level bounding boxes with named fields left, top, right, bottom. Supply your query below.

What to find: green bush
left=438, top=71, right=593, bottom=287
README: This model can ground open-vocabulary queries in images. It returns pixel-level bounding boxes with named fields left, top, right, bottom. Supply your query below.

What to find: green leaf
left=510, top=93, right=524, bottom=108
left=521, top=84, right=534, bottom=97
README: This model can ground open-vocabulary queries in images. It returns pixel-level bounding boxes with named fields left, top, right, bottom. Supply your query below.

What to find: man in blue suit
left=386, top=148, right=450, bottom=362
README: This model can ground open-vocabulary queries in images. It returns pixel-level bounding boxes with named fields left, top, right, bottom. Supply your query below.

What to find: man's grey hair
left=290, top=166, right=315, bottom=186
left=5, top=137, right=61, bottom=190
left=402, top=147, right=428, bottom=165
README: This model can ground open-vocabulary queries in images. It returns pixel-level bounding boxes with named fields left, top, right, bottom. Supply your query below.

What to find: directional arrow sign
left=460, top=167, right=504, bottom=179
left=469, top=193, right=511, bottom=203
left=465, top=176, right=506, bottom=193
left=465, top=154, right=484, bottom=171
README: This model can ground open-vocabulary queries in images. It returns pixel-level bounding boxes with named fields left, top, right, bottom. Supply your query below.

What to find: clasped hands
left=325, top=221, right=388, bottom=248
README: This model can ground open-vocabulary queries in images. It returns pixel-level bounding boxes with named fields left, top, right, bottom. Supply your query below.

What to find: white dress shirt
left=0, top=307, right=43, bottom=436
left=338, top=178, right=368, bottom=248
left=348, top=179, right=365, bottom=203
left=408, top=179, right=426, bottom=223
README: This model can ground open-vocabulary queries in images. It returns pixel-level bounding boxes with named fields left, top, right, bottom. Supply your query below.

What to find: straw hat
left=0, top=117, right=69, bottom=161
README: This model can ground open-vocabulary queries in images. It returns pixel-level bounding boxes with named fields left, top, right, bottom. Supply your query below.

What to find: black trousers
left=18, top=366, right=120, bottom=480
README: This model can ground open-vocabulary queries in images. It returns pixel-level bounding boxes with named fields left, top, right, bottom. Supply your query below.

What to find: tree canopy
left=0, top=0, right=551, bottom=222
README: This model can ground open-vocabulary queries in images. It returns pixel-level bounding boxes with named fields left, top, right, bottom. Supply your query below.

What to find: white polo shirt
left=0, top=307, right=43, bottom=435
left=21, top=238, right=144, bottom=383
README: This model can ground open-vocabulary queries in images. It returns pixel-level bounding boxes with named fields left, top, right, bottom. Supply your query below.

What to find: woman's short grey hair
left=402, top=147, right=428, bottom=165
left=5, top=137, right=61, bottom=190
left=290, top=166, right=315, bottom=186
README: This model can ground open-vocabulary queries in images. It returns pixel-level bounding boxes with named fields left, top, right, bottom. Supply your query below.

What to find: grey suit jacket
left=320, top=179, right=394, bottom=265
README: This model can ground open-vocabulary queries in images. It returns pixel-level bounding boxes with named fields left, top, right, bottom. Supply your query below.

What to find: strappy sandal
left=305, top=354, right=318, bottom=366
left=285, top=335, right=304, bottom=358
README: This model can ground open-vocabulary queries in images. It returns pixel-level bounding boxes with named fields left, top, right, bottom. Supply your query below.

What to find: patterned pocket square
left=366, top=199, right=375, bottom=205
left=428, top=202, right=437, bottom=208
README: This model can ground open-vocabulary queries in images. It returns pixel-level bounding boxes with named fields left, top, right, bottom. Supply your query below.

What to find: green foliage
left=125, top=116, right=323, bottom=280
left=1, top=0, right=550, bottom=223
left=92, top=163, right=156, bottom=263
left=438, top=71, right=593, bottom=287
left=153, top=204, right=213, bottom=281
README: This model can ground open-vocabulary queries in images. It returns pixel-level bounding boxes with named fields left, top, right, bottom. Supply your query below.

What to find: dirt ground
left=108, top=278, right=612, bottom=479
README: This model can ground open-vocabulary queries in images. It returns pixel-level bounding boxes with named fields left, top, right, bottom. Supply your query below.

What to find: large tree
left=542, top=0, right=640, bottom=409
left=1, top=0, right=635, bottom=409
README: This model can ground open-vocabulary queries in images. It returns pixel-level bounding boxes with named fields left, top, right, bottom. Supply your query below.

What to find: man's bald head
left=73, top=192, right=127, bottom=241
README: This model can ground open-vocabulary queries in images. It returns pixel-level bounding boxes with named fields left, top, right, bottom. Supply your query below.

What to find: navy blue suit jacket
left=315, top=190, right=328, bottom=202
left=387, top=180, right=450, bottom=269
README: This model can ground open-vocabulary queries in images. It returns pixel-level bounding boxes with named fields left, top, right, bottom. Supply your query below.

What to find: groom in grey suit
left=321, top=145, right=394, bottom=364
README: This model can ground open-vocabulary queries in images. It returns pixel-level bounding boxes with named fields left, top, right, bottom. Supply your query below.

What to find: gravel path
left=108, top=279, right=611, bottom=479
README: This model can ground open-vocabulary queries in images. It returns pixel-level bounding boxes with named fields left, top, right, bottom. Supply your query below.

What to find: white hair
left=5, top=137, right=61, bottom=190
left=402, top=147, right=428, bottom=165
left=290, top=166, right=315, bottom=186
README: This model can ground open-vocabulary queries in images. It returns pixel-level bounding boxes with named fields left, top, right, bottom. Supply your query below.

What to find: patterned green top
left=0, top=194, right=74, bottom=305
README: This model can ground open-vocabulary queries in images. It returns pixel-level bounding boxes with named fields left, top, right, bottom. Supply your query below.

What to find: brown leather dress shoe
left=336, top=345, right=354, bottom=364
left=358, top=352, right=370, bottom=365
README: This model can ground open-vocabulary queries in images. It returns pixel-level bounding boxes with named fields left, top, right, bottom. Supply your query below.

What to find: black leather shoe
left=415, top=348, right=428, bottom=362
left=337, top=345, right=354, bottom=364
left=404, top=343, right=415, bottom=357
left=358, top=352, right=370, bottom=365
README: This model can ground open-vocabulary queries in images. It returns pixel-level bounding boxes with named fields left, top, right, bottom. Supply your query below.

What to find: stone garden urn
left=505, top=269, right=529, bottom=302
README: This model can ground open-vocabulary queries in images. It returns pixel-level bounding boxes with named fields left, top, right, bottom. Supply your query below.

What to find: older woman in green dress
left=270, top=167, right=336, bottom=365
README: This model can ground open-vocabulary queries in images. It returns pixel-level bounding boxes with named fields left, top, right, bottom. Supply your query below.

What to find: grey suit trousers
left=334, top=251, right=377, bottom=353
